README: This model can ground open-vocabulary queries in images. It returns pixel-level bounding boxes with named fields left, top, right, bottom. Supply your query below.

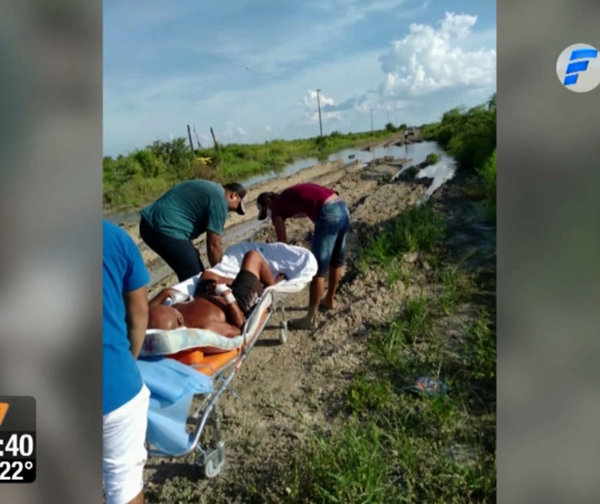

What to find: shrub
left=425, top=153, right=440, bottom=165
left=422, top=95, right=496, bottom=172
left=476, top=150, right=496, bottom=220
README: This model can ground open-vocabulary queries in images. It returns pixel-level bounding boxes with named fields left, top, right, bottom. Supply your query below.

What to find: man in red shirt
left=256, top=183, right=350, bottom=329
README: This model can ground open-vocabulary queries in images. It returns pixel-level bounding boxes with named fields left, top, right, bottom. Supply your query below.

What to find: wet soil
left=133, top=140, right=495, bottom=503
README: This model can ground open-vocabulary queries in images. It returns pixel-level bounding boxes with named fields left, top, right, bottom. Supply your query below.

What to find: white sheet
left=140, top=328, right=244, bottom=357
left=172, top=241, right=317, bottom=297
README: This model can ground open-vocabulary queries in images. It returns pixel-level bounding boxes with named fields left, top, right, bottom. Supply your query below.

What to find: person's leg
left=289, top=274, right=324, bottom=330
left=103, top=385, right=149, bottom=504
left=140, top=218, right=203, bottom=281
left=321, top=203, right=350, bottom=310
left=289, top=207, right=337, bottom=329
left=321, top=266, right=342, bottom=310
left=127, top=491, right=144, bottom=504
left=240, top=250, right=276, bottom=286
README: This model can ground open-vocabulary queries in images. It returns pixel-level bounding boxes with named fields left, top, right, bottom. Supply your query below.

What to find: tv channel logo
left=556, top=43, right=600, bottom=92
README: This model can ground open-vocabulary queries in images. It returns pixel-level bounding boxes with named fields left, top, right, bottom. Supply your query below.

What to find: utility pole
left=370, top=109, right=374, bottom=132
left=316, top=88, right=323, bottom=137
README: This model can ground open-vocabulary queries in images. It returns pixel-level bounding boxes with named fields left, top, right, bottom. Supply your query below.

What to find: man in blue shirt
left=103, top=220, right=150, bottom=504
left=140, top=180, right=248, bottom=281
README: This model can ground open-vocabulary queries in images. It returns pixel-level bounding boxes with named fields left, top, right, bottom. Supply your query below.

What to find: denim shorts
left=311, top=199, right=350, bottom=276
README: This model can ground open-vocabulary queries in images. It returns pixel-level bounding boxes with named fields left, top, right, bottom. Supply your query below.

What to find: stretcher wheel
left=199, top=440, right=225, bottom=478
left=279, top=321, right=288, bottom=344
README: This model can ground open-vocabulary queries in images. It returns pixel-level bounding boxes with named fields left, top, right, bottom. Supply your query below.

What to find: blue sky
left=103, top=0, right=496, bottom=157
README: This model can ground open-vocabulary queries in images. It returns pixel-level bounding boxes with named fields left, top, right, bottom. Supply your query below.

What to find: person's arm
left=124, top=286, right=149, bottom=358
left=272, top=215, right=287, bottom=243
left=214, top=284, right=245, bottom=329
left=206, top=231, right=223, bottom=266
left=200, top=269, right=232, bottom=285
left=223, top=296, right=245, bottom=329
left=149, top=288, right=176, bottom=307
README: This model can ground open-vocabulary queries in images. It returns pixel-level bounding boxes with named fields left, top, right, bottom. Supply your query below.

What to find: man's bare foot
left=289, top=315, right=317, bottom=330
left=319, top=300, right=335, bottom=311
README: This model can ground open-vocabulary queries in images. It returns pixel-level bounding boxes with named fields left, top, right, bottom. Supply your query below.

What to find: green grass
left=292, top=421, right=393, bottom=504
left=476, top=150, right=496, bottom=221
left=425, top=152, right=441, bottom=164
left=437, top=266, right=474, bottom=316
left=464, top=149, right=496, bottom=223
left=103, top=129, right=397, bottom=211
left=287, top=302, right=496, bottom=503
left=356, top=203, right=446, bottom=275
left=282, top=202, right=495, bottom=503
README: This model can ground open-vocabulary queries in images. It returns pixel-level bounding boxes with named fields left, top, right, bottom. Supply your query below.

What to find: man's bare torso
left=174, top=296, right=226, bottom=327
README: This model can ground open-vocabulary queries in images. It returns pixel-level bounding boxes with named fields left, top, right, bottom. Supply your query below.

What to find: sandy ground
left=132, top=138, right=495, bottom=503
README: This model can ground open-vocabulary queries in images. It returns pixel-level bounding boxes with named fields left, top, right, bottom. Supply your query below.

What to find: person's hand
left=215, top=283, right=235, bottom=304
left=205, top=280, right=217, bottom=295
left=168, top=288, right=192, bottom=303
left=275, top=273, right=288, bottom=283
left=214, top=283, right=232, bottom=297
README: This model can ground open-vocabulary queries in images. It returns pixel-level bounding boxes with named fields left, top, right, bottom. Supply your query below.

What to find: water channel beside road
left=105, top=141, right=450, bottom=227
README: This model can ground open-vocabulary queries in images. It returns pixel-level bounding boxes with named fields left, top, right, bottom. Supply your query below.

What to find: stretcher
left=139, top=241, right=317, bottom=477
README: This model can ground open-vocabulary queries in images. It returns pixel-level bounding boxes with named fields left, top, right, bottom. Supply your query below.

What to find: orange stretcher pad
left=166, top=307, right=269, bottom=377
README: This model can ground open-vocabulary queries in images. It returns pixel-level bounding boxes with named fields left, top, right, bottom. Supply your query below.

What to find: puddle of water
left=416, top=158, right=456, bottom=202
left=328, top=141, right=444, bottom=167
left=105, top=141, right=447, bottom=225
left=242, top=157, right=321, bottom=188
left=237, top=141, right=444, bottom=190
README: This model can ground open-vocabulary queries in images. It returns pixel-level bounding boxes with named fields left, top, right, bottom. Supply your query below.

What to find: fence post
left=187, top=124, right=195, bottom=153
left=210, top=127, right=220, bottom=153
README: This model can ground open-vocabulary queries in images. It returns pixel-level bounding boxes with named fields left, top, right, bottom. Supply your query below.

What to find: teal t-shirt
left=141, top=180, right=228, bottom=240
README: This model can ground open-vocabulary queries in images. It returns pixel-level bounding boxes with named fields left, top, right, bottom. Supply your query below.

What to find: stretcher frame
left=146, top=283, right=291, bottom=478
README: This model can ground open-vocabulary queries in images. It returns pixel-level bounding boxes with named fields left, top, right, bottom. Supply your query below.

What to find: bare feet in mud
left=319, top=300, right=335, bottom=311
left=289, top=314, right=318, bottom=330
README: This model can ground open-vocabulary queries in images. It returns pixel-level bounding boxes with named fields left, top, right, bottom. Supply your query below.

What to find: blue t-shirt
left=140, top=180, right=228, bottom=240
left=103, top=220, right=150, bottom=415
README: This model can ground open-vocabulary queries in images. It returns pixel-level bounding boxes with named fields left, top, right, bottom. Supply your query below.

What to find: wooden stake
left=187, top=124, right=195, bottom=152
left=210, top=127, right=220, bottom=152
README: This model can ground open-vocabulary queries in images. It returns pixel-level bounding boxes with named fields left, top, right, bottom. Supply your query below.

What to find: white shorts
left=103, top=385, right=150, bottom=504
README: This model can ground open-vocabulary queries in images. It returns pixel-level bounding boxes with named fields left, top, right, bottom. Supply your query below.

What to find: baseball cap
left=224, top=182, right=247, bottom=215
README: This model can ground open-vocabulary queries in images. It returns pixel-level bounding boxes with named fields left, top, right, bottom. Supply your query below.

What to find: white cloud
left=378, top=12, right=496, bottom=97
left=303, top=90, right=342, bottom=124
left=304, top=89, right=334, bottom=108
left=223, top=121, right=247, bottom=138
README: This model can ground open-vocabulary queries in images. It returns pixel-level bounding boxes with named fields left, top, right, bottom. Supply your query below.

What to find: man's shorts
left=231, top=270, right=264, bottom=315
left=103, top=385, right=150, bottom=504
left=312, top=199, right=351, bottom=276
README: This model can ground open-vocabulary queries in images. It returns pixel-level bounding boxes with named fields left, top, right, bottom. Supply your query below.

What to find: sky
left=103, top=0, right=496, bottom=158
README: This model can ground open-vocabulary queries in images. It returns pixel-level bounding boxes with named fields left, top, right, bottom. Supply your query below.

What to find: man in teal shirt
left=140, top=180, right=247, bottom=281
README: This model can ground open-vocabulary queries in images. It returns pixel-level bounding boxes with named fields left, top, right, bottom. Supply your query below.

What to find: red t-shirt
left=271, top=183, right=337, bottom=222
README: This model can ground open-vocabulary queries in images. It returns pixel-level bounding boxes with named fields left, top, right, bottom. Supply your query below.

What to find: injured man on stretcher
left=148, top=250, right=286, bottom=337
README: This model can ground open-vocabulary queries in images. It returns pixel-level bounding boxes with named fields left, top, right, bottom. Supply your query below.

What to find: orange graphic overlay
left=0, top=402, right=9, bottom=427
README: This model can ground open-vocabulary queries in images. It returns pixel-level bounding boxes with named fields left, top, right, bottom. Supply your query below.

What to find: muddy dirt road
left=125, top=141, right=495, bottom=503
